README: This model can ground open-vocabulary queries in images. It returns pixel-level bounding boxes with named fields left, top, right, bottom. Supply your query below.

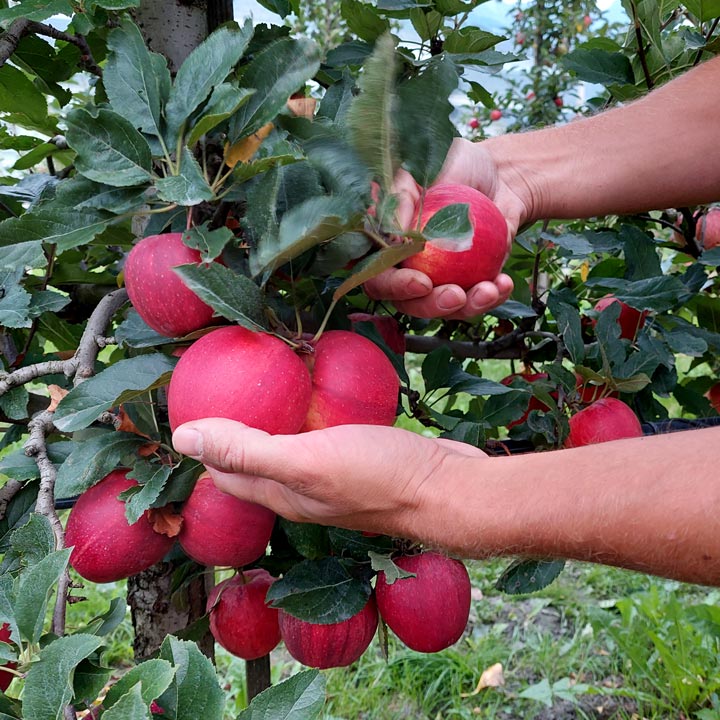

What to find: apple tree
left=0, top=0, right=718, bottom=717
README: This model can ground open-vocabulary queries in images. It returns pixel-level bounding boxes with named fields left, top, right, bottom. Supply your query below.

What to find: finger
left=364, top=266, right=433, bottom=301
left=207, top=466, right=279, bottom=509
left=434, top=438, right=487, bottom=458
left=445, top=275, right=514, bottom=320
left=393, top=284, right=467, bottom=318
left=390, top=169, right=421, bottom=231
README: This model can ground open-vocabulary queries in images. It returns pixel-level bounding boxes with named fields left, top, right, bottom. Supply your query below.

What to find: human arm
left=368, top=55, right=720, bottom=318
left=173, top=421, right=720, bottom=586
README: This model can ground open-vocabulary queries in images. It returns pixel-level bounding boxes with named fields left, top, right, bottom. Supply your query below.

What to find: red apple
left=124, top=233, right=219, bottom=338
left=575, top=373, right=615, bottom=404
left=348, top=313, right=406, bottom=355
left=515, top=32, right=525, bottom=45
left=279, top=596, right=378, bottom=668
left=526, top=91, right=536, bottom=100
left=593, top=295, right=647, bottom=340
left=583, top=14, right=592, bottom=27
left=706, top=382, right=720, bottom=413
left=168, top=326, right=312, bottom=434
left=65, top=470, right=175, bottom=583
left=207, top=569, right=281, bottom=660
left=554, top=96, right=563, bottom=108
left=0, top=623, right=16, bottom=693
left=400, top=184, right=507, bottom=290
left=696, top=208, right=720, bottom=250
left=180, top=474, right=275, bottom=567
left=375, top=552, right=471, bottom=653
left=301, top=330, right=398, bottom=431
left=566, top=398, right=643, bottom=448
left=468, top=118, right=480, bottom=130
left=489, top=108, right=503, bottom=121
left=501, top=372, right=555, bottom=428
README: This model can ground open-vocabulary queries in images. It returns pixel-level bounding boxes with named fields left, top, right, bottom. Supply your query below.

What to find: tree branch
left=404, top=329, right=545, bottom=360
left=0, top=479, right=23, bottom=522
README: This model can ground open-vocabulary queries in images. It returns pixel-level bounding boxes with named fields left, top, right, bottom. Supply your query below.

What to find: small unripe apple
left=566, top=398, right=643, bottom=448
left=348, top=313, right=406, bottom=355
left=207, top=569, right=281, bottom=660
left=489, top=108, right=503, bottom=121
left=65, top=470, right=175, bottom=583
left=593, top=295, right=647, bottom=340
left=168, top=326, right=312, bottom=435
left=706, top=382, right=720, bottom=413
left=279, top=597, right=378, bottom=668
left=468, top=118, right=480, bottom=130
left=0, top=623, right=16, bottom=692
left=696, top=208, right=720, bottom=250
left=501, top=372, right=555, bottom=428
left=180, top=474, right=275, bottom=568
left=124, top=233, right=219, bottom=338
left=301, top=330, right=399, bottom=431
left=400, top=184, right=508, bottom=290
left=375, top=552, right=471, bottom=653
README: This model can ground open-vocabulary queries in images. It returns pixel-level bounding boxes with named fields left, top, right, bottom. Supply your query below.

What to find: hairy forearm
left=485, top=56, right=720, bottom=223
left=424, top=428, right=720, bottom=585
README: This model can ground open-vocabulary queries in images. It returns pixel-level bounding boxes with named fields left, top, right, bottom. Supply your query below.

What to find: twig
left=630, top=1, right=654, bottom=90
left=0, top=360, right=70, bottom=396
left=695, top=17, right=720, bottom=66
left=404, top=328, right=542, bottom=360
left=0, top=479, right=23, bottom=521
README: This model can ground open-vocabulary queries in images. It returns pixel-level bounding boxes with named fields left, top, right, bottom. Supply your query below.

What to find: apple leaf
left=165, top=21, right=254, bottom=142
left=103, top=659, right=175, bottom=711
left=115, top=310, right=175, bottom=349
left=0, top=267, right=32, bottom=329
left=155, top=147, right=214, bottom=205
left=368, top=551, right=416, bottom=585
left=229, top=38, right=322, bottom=141
left=266, top=557, right=371, bottom=624
left=121, top=461, right=173, bottom=525
left=8, top=514, right=55, bottom=567
left=151, top=458, right=203, bottom=508
left=395, top=55, right=458, bottom=186
left=66, top=108, right=153, bottom=188
left=0, top=442, right=71, bottom=483
left=104, top=19, right=171, bottom=140
left=328, top=529, right=393, bottom=561
left=54, top=432, right=145, bottom=500
left=103, top=685, right=152, bottom=720
left=22, top=634, right=105, bottom=720
left=480, top=388, right=532, bottom=429
left=561, top=49, right=634, bottom=86
left=422, top=202, right=472, bottom=244
left=495, top=559, right=566, bottom=595
left=237, top=670, right=325, bottom=720
left=53, top=354, right=177, bottom=432
left=547, top=292, right=585, bottom=365
left=186, top=85, right=255, bottom=147
left=173, top=263, right=266, bottom=330
left=157, top=637, right=226, bottom=720
left=0, top=0, right=72, bottom=22
left=279, top=520, right=331, bottom=560
left=181, top=224, right=233, bottom=263
left=0, top=240, right=45, bottom=271
left=583, top=275, right=689, bottom=312
left=346, top=33, right=398, bottom=192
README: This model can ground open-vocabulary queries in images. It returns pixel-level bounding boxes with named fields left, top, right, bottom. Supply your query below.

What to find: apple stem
left=311, top=297, right=339, bottom=344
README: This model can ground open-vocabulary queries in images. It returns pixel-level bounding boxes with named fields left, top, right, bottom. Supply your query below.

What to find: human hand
left=172, top=419, right=486, bottom=540
left=364, top=137, right=532, bottom=319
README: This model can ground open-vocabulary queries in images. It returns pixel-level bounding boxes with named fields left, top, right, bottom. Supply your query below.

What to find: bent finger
left=393, top=284, right=467, bottom=318
left=364, top=266, right=433, bottom=302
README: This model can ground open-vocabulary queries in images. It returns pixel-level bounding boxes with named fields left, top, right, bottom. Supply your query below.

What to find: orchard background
left=0, top=0, right=718, bottom=718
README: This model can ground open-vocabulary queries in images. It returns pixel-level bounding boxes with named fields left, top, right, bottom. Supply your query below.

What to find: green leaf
left=54, top=432, right=144, bottom=499
left=280, top=520, right=331, bottom=560
left=22, top=634, right=104, bottom=720
left=467, top=80, right=494, bottom=108
left=346, top=33, right=398, bottom=192
left=155, top=147, right=214, bottom=205
left=173, top=264, right=266, bottom=330
left=495, top=559, right=566, bottom=594
left=53, top=354, right=176, bottom=432
left=166, top=21, right=254, bottom=142
left=0, top=443, right=71, bottom=483
left=84, top=597, right=127, bottom=637
left=265, top=557, right=371, bottom=624
left=121, top=462, right=172, bottom=525
left=103, top=684, right=151, bottom=720
left=422, top=202, right=472, bottom=244
left=56, top=176, right=149, bottom=215
left=15, top=548, right=71, bottom=643
left=104, top=19, right=171, bottom=140
left=151, top=458, right=202, bottom=508
left=73, top=661, right=111, bottom=709
left=409, top=8, right=443, bottom=41
left=181, top=223, right=233, bottom=263
left=65, top=108, right=153, bottom=187
left=341, top=0, right=390, bottom=42
left=256, top=0, right=292, bottom=17
left=368, top=552, right=415, bottom=584
left=103, top=659, right=175, bottom=710
left=0, top=267, right=31, bottom=328
left=9, top=513, right=55, bottom=566
left=230, top=38, right=322, bottom=141
left=13, top=142, right=56, bottom=171
left=585, top=276, right=688, bottom=313
left=28, top=290, right=70, bottom=318
left=327, top=528, right=393, bottom=561
left=0, top=385, right=28, bottom=421
left=237, top=670, right=325, bottom=720
left=186, top=85, right=255, bottom=147
left=0, top=240, right=45, bottom=270
left=685, top=0, right=720, bottom=21
left=396, top=55, right=458, bottom=185
left=0, top=0, right=72, bottom=22
left=444, top=27, right=504, bottom=53
left=157, top=637, right=225, bottom=720
left=115, top=310, right=174, bottom=348
left=0, top=64, right=48, bottom=127
left=251, top=195, right=360, bottom=278
left=561, top=49, right=634, bottom=86
left=547, top=292, right=584, bottom=364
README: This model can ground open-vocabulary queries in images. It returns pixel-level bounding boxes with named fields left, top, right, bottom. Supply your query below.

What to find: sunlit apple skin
left=0, top=623, right=16, bottom=693
left=65, top=470, right=175, bottom=583
left=279, top=597, right=378, bottom=669
left=180, top=475, right=275, bottom=568
left=594, top=296, right=647, bottom=340
left=565, top=398, right=643, bottom=448
left=401, top=184, right=507, bottom=290
left=301, top=331, right=399, bottom=431
left=696, top=208, right=720, bottom=250
left=207, top=569, right=281, bottom=660
left=375, top=552, right=471, bottom=653
left=168, top=326, right=312, bottom=434
left=348, top=313, right=406, bottom=355
left=124, top=233, right=219, bottom=338
left=501, top=372, right=554, bottom=428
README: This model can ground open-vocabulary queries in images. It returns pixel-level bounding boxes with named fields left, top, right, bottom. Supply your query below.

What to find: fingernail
left=172, top=426, right=203, bottom=458
left=438, top=288, right=464, bottom=310
left=408, top=278, right=431, bottom=295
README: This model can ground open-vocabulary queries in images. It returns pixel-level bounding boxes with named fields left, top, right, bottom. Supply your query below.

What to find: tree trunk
left=246, top=655, right=272, bottom=702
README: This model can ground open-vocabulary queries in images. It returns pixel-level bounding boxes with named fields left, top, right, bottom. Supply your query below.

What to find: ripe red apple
left=501, top=372, right=555, bottom=428
left=65, top=470, right=175, bottom=583
left=554, top=96, right=563, bottom=107
left=0, top=623, right=16, bottom=692
left=279, top=596, right=378, bottom=669
left=124, top=233, right=219, bottom=338
left=489, top=108, right=503, bottom=121
left=348, top=312, right=406, bottom=355
left=706, top=382, right=720, bottom=413
left=565, top=397, right=643, bottom=448
left=526, top=91, right=536, bottom=100
left=400, top=184, right=507, bottom=290
left=168, top=326, right=312, bottom=434
left=375, top=552, right=471, bottom=653
left=696, top=208, right=720, bottom=250
left=583, top=14, right=592, bottom=27
left=179, top=474, right=275, bottom=567
left=593, top=295, right=647, bottom=340
left=468, top=118, right=480, bottom=130
left=207, top=569, right=281, bottom=660
left=301, top=330, right=399, bottom=431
